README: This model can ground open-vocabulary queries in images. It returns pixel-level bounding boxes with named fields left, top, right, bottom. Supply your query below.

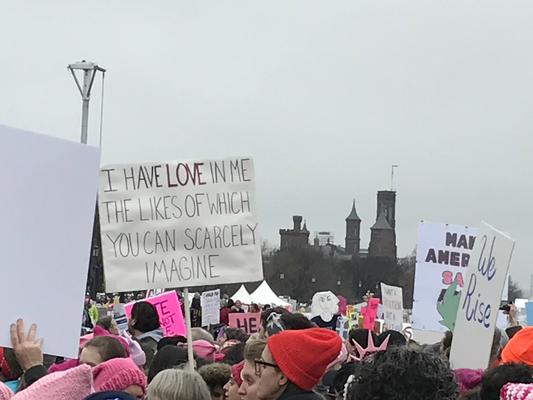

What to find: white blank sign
left=0, top=124, right=100, bottom=358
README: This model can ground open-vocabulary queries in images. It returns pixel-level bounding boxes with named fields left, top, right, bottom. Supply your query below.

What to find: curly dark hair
left=480, top=363, right=533, bottom=400
left=349, top=347, right=458, bottom=400
left=224, top=327, right=248, bottom=343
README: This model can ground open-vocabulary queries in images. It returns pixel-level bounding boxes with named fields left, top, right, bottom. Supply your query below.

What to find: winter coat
left=279, top=385, right=324, bottom=400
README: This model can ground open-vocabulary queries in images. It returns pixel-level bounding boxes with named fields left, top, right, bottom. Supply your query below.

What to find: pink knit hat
left=0, top=383, right=13, bottom=400
left=93, top=357, right=147, bottom=396
left=193, top=340, right=217, bottom=361
left=12, top=364, right=93, bottom=400
left=501, top=383, right=533, bottom=400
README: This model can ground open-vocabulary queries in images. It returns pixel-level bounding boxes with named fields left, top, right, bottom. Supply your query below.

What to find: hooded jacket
left=136, top=328, right=164, bottom=370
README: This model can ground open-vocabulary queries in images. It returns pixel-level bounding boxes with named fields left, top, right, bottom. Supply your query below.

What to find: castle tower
left=376, top=191, right=396, bottom=230
left=368, top=210, right=397, bottom=259
left=345, top=200, right=361, bottom=255
left=279, top=215, right=310, bottom=250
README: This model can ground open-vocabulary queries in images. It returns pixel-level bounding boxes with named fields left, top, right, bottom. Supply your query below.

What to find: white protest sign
left=412, top=221, right=477, bottom=332
left=99, top=158, right=263, bottom=292
left=201, top=289, right=221, bottom=327
left=0, top=124, right=100, bottom=358
left=450, top=222, right=515, bottom=369
left=380, top=283, right=404, bottom=332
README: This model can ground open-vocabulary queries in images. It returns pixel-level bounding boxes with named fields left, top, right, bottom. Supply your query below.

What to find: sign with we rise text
left=99, top=157, right=263, bottom=292
left=450, top=222, right=515, bottom=370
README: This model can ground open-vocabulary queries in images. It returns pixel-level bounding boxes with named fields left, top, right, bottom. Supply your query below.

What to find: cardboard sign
left=381, top=283, right=404, bottom=332
left=335, top=316, right=350, bottom=340
left=412, top=221, right=477, bottom=332
left=201, top=289, right=221, bottom=327
left=362, top=298, right=380, bottom=330
left=450, top=222, right=515, bottom=369
left=0, top=125, right=100, bottom=358
left=125, top=291, right=186, bottom=337
left=98, top=158, right=263, bottom=292
left=228, top=313, right=261, bottom=334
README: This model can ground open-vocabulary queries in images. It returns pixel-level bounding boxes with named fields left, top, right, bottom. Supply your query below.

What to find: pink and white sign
left=125, top=291, right=186, bottom=337
left=362, top=298, right=380, bottom=330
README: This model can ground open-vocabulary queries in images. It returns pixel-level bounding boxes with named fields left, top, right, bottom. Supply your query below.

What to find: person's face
left=79, top=346, right=103, bottom=367
left=236, top=301, right=242, bottom=308
left=224, top=377, right=241, bottom=400
left=256, top=346, right=287, bottom=400
left=238, top=360, right=261, bottom=400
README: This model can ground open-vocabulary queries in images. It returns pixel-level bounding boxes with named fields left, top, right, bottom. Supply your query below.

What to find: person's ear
left=278, top=372, right=288, bottom=387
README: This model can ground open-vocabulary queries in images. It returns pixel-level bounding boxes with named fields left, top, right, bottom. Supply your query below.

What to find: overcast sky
left=2, top=1, right=532, bottom=292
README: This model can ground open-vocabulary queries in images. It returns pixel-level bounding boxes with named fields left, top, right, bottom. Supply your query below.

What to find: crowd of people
left=1, top=298, right=533, bottom=400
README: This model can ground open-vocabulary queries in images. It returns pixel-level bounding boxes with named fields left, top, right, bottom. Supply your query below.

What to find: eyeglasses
left=254, top=359, right=279, bottom=376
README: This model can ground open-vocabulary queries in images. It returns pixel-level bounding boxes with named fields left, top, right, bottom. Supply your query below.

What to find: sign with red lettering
left=412, top=221, right=477, bottom=332
left=228, top=313, right=261, bottom=334
left=124, top=291, right=186, bottom=337
left=450, top=222, right=515, bottom=369
left=99, top=158, right=263, bottom=292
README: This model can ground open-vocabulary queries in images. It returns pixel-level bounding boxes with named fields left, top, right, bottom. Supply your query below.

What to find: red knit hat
left=93, top=358, right=147, bottom=396
left=267, top=328, right=342, bottom=390
left=501, top=327, right=533, bottom=366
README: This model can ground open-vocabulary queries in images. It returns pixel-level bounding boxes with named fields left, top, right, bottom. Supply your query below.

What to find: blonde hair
left=147, top=369, right=211, bottom=400
left=244, top=339, right=267, bottom=362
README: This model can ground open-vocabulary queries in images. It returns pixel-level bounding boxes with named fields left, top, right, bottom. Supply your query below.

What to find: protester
left=193, top=340, right=222, bottom=363
left=95, top=317, right=120, bottom=336
left=264, top=313, right=314, bottom=337
left=92, top=357, right=147, bottom=398
left=501, top=327, right=533, bottom=366
left=250, top=304, right=261, bottom=313
left=479, top=363, right=533, bottom=400
left=220, top=300, right=235, bottom=326
left=348, top=347, right=458, bottom=400
left=259, top=308, right=290, bottom=339
left=192, top=328, right=215, bottom=344
left=12, top=364, right=93, bottom=400
left=79, top=336, right=128, bottom=367
left=128, top=301, right=163, bottom=371
left=224, top=361, right=244, bottom=400
left=232, top=301, right=245, bottom=313
left=256, top=328, right=342, bottom=399
left=222, top=342, right=245, bottom=365
left=239, top=340, right=267, bottom=400
left=222, top=328, right=249, bottom=344
left=146, top=369, right=211, bottom=400
left=198, top=363, right=231, bottom=400
left=191, top=295, right=203, bottom=328
left=346, top=328, right=378, bottom=359
left=147, top=345, right=189, bottom=383
left=156, top=335, right=187, bottom=350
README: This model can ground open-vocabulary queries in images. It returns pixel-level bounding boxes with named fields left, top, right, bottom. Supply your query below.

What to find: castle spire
left=346, top=199, right=361, bottom=221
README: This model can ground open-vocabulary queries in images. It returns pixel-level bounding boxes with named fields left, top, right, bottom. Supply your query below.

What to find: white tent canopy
left=250, top=281, right=290, bottom=307
left=231, top=284, right=253, bottom=304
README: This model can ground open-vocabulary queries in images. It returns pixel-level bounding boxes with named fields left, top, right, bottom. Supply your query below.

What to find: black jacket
left=279, top=385, right=325, bottom=400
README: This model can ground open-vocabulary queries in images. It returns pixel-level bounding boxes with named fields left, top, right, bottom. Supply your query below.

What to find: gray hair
left=147, top=369, right=211, bottom=400
left=191, top=327, right=215, bottom=344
